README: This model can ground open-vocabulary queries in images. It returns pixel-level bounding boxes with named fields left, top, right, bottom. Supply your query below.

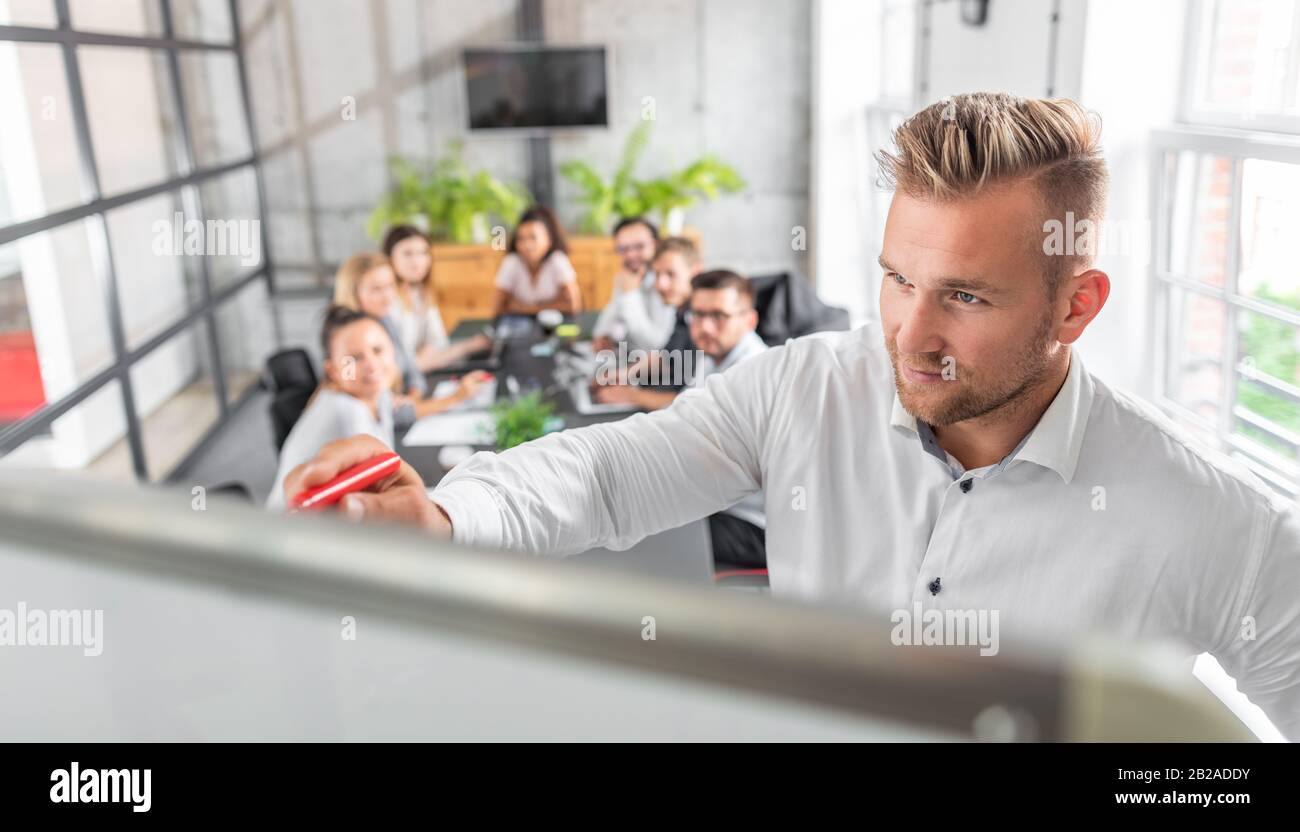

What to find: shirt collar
left=1014, top=351, right=1093, bottom=483
left=889, top=351, right=1094, bottom=483
left=716, top=331, right=767, bottom=373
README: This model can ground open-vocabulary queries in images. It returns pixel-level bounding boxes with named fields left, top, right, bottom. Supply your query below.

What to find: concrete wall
left=544, top=0, right=811, bottom=278
left=237, top=0, right=812, bottom=291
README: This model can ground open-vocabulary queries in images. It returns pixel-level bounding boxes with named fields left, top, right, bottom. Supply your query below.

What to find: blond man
left=288, top=94, right=1300, bottom=739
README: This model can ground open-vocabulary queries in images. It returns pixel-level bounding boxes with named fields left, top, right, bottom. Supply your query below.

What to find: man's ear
left=744, top=308, right=759, bottom=331
left=322, top=358, right=338, bottom=385
left=1057, top=268, right=1110, bottom=346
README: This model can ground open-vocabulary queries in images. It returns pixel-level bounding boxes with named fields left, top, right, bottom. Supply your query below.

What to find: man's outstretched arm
left=433, top=345, right=786, bottom=555
left=283, top=344, right=789, bottom=555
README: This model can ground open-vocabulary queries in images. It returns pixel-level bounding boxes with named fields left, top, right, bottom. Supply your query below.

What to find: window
left=1151, top=130, right=1300, bottom=499
left=0, top=1, right=57, bottom=29
left=1152, top=0, right=1300, bottom=499
left=1182, top=0, right=1300, bottom=133
left=78, top=46, right=183, bottom=196
left=0, top=2, right=276, bottom=482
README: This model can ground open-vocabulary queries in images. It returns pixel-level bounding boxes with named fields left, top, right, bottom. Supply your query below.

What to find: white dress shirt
left=432, top=324, right=1300, bottom=738
left=690, top=330, right=768, bottom=389
left=691, top=329, right=769, bottom=528
left=592, top=270, right=676, bottom=351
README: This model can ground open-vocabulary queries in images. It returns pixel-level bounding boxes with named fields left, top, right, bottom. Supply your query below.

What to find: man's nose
left=893, top=297, right=946, bottom=356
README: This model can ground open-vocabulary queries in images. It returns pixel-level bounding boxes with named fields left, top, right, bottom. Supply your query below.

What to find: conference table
left=395, top=314, right=716, bottom=584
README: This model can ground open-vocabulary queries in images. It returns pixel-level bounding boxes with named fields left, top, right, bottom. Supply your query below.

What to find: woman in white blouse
left=382, top=225, right=492, bottom=372
left=492, top=205, right=581, bottom=317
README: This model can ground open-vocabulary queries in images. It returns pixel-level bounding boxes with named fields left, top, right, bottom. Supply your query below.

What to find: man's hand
left=591, top=335, right=616, bottom=354
left=283, top=435, right=452, bottom=536
left=613, top=268, right=642, bottom=295
left=593, top=384, right=643, bottom=407
left=454, top=369, right=493, bottom=400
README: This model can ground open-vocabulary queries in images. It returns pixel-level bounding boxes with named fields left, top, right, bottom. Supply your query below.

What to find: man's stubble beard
left=888, top=309, right=1059, bottom=428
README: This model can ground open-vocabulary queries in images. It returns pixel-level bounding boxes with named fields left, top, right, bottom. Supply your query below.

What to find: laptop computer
left=438, top=325, right=507, bottom=373
left=552, top=349, right=640, bottom=415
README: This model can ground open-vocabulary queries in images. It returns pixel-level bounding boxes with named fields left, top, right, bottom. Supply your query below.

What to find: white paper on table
left=432, top=378, right=497, bottom=410
left=401, top=412, right=495, bottom=446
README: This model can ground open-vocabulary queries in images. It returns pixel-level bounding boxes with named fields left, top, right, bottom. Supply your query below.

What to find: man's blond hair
left=876, top=92, right=1107, bottom=291
left=654, top=235, right=700, bottom=266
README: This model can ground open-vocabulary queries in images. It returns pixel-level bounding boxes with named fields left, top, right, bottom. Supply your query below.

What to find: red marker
left=289, top=452, right=401, bottom=512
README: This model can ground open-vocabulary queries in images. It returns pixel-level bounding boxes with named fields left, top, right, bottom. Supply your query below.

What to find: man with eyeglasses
left=684, top=271, right=769, bottom=569
left=595, top=267, right=770, bottom=568
left=595, top=267, right=767, bottom=412
left=591, top=216, right=676, bottom=353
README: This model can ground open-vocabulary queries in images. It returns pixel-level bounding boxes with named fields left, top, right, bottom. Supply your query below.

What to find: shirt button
left=928, top=577, right=942, bottom=595
left=959, top=479, right=973, bottom=493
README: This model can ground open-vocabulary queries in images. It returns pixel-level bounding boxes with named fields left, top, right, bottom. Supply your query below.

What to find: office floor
left=88, top=381, right=221, bottom=483
left=167, top=388, right=279, bottom=503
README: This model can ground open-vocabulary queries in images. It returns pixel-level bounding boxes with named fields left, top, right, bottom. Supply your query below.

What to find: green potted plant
left=636, top=155, right=746, bottom=235
left=559, top=122, right=653, bottom=235
left=560, top=123, right=745, bottom=235
left=367, top=142, right=532, bottom=244
left=490, top=391, right=555, bottom=450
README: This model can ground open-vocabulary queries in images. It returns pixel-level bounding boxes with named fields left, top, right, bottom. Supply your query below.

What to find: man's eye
left=891, top=273, right=908, bottom=286
left=954, top=291, right=980, bottom=304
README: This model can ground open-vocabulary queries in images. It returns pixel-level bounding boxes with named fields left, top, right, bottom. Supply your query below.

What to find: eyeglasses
left=615, top=242, right=652, bottom=255
left=684, top=310, right=744, bottom=325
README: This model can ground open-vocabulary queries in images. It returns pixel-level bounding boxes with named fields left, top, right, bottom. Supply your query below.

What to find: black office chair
left=749, top=272, right=851, bottom=346
left=266, top=348, right=317, bottom=391
left=270, top=386, right=316, bottom=451
left=264, top=348, right=318, bottom=451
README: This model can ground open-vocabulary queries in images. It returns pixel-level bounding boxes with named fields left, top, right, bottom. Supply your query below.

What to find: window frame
left=1149, top=125, right=1300, bottom=499
left=0, top=0, right=279, bottom=482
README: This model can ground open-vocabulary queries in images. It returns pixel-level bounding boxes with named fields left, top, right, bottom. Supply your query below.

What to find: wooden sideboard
left=429, top=235, right=621, bottom=333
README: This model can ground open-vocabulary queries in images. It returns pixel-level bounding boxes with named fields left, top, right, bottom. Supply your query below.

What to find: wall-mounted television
left=464, top=46, right=609, bottom=131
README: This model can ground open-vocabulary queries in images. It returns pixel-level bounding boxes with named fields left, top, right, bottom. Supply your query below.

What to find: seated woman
left=492, top=205, right=581, bottom=317
left=267, top=305, right=487, bottom=510
left=332, top=252, right=489, bottom=422
left=382, top=225, right=492, bottom=371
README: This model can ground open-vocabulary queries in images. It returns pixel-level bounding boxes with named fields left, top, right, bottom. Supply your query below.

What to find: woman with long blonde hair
left=333, top=251, right=489, bottom=421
